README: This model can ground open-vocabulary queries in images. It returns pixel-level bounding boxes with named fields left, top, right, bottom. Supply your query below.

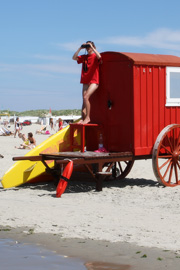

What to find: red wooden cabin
left=11, top=52, right=180, bottom=190
left=82, top=52, right=180, bottom=187
left=87, top=52, right=180, bottom=155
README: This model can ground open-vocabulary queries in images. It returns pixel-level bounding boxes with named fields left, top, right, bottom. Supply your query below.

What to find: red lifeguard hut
left=11, top=52, right=180, bottom=191
left=85, top=52, right=180, bottom=186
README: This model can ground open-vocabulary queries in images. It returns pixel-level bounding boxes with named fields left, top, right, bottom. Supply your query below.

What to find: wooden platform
left=13, top=151, right=134, bottom=191
left=40, top=151, right=133, bottom=160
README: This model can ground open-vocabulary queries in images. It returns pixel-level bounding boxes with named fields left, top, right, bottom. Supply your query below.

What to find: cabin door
left=104, top=61, right=133, bottom=152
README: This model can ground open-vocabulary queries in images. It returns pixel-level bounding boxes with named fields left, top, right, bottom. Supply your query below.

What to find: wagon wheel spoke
left=160, top=143, right=173, bottom=155
left=103, top=160, right=134, bottom=181
left=166, top=134, right=174, bottom=153
left=152, top=124, right=180, bottom=187
left=176, top=131, right=180, bottom=149
left=174, top=162, right=179, bottom=184
left=162, top=159, right=172, bottom=180
left=118, top=162, right=123, bottom=174
left=168, top=164, right=173, bottom=184
left=116, top=160, right=134, bottom=180
left=159, top=158, right=171, bottom=170
left=176, top=160, right=180, bottom=170
left=158, top=155, right=173, bottom=159
left=173, top=129, right=175, bottom=149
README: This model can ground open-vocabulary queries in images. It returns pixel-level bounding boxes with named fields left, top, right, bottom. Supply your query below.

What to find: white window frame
left=166, top=66, right=180, bottom=106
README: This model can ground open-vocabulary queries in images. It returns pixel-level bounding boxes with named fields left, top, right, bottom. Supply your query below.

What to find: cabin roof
left=102, top=52, right=180, bottom=67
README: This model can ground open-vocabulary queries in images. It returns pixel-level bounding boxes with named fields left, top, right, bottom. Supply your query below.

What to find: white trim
left=166, top=67, right=180, bottom=106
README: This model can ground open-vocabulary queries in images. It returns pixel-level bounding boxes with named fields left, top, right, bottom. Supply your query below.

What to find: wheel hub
left=172, top=151, right=179, bottom=160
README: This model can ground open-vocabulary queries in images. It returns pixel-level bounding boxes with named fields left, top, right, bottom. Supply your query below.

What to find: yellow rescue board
left=1, top=125, right=72, bottom=189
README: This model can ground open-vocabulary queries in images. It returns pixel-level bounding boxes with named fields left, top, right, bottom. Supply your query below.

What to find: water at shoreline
left=0, top=238, right=86, bottom=270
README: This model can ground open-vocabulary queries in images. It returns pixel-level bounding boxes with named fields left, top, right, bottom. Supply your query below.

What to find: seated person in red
left=72, top=41, right=101, bottom=124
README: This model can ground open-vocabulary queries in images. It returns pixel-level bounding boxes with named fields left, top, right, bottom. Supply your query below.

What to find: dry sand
left=0, top=123, right=180, bottom=269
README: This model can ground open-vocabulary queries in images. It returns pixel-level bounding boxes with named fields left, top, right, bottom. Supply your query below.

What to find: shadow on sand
left=1, top=172, right=162, bottom=196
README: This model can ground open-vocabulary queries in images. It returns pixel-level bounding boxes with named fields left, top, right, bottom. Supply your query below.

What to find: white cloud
left=32, top=54, right=69, bottom=61
left=100, top=28, right=180, bottom=51
left=58, top=28, right=180, bottom=53
left=56, top=41, right=83, bottom=52
left=26, top=63, right=78, bottom=74
left=0, top=62, right=79, bottom=76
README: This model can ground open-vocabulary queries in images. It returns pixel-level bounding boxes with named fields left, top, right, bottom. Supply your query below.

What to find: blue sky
left=1, top=0, right=180, bottom=111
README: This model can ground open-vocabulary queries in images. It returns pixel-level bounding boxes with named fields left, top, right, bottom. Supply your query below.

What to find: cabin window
left=166, top=67, right=180, bottom=106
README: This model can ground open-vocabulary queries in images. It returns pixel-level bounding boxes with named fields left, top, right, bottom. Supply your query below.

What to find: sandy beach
left=1, top=123, right=180, bottom=269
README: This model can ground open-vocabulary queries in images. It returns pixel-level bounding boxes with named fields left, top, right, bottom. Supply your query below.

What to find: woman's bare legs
left=14, top=129, right=20, bottom=138
left=80, top=83, right=99, bottom=124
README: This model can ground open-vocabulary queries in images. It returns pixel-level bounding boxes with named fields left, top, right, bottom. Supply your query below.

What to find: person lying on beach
left=2, top=127, right=14, bottom=135
left=36, top=125, right=46, bottom=134
left=0, top=128, right=7, bottom=136
left=0, top=127, right=13, bottom=136
left=36, top=127, right=50, bottom=135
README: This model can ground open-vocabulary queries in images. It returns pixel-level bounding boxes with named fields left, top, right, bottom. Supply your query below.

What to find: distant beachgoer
left=0, top=128, right=6, bottom=136
left=15, top=133, right=29, bottom=149
left=15, top=132, right=36, bottom=149
left=14, top=117, right=21, bottom=138
left=0, top=127, right=13, bottom=136
left=27, top=132, right=36, bottom=149
left=58, top=118, right=63, bottom=131
left=3, top=120, right=8, bottom=127
left=36, top=125, right=46, bottom=134
left=50, top=118, right=55, bottom=130
left=2, top=127, right=13, bottom=135
left=72, top=41, right=102, bottom=124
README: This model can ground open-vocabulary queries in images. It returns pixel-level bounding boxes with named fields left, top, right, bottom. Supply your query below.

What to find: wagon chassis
left=12, top=124, right=180, bottom=191
left=13, top=151, right=136, bottom=191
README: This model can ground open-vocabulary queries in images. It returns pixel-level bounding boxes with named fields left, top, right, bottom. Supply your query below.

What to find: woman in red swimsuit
left=73, top=41, right=101, bottom=124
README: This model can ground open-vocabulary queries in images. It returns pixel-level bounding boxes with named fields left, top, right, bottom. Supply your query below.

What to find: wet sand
left=0, top=237, right=85, bottom=270
left=0, top=227, right=180, bottom=270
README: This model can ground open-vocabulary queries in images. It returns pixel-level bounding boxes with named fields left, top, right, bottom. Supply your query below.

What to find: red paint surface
left=86, top=52, right=180, bottom=156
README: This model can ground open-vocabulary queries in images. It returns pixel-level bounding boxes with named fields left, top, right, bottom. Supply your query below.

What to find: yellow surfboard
left=1, top=125, right=73, bottom=189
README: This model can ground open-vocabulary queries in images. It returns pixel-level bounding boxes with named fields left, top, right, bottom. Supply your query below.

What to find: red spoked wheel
left=152, top=124, right=180, bottom=187
left=103, top=160, right=134, bottom=180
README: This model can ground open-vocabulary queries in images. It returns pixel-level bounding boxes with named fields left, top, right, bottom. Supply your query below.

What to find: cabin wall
left=87, top=56, right=134, bottom=152
left=133, top=65, right=180, bottom=156
left=86, top=51, right=180, bottom=155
